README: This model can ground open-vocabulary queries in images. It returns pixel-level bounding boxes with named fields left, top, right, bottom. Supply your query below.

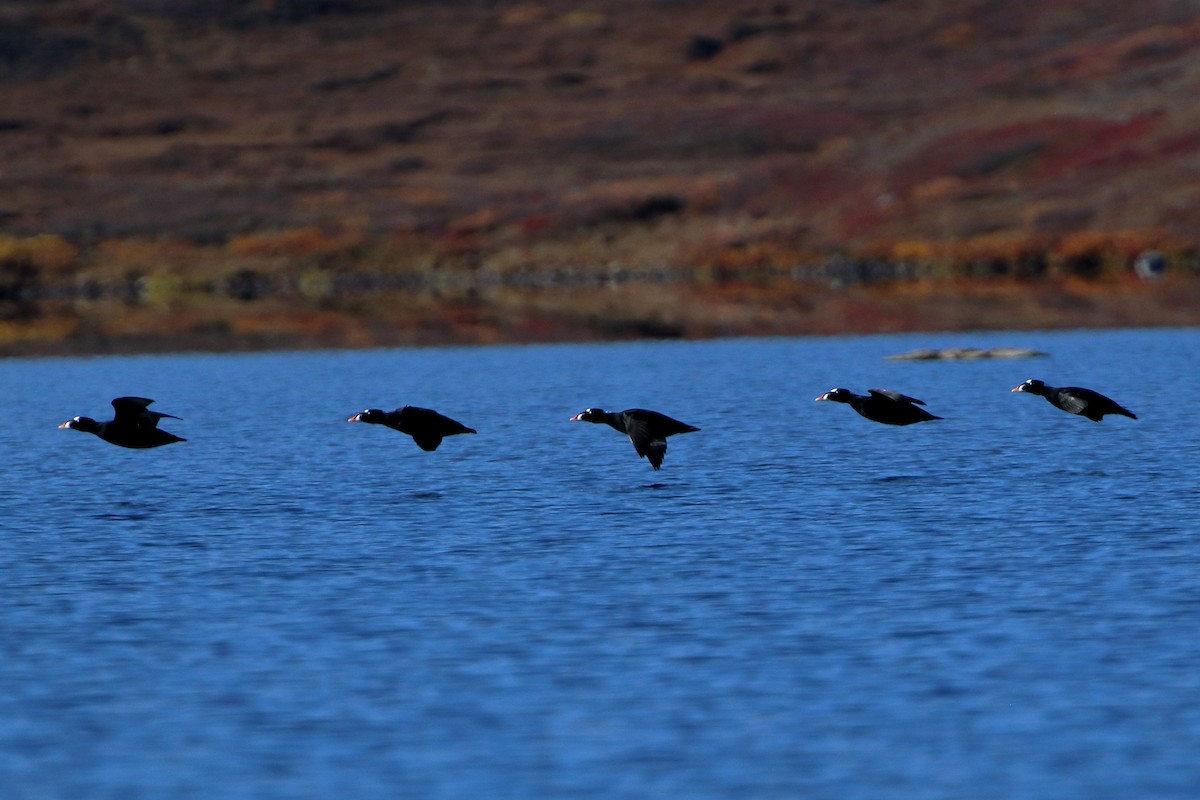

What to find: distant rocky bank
left=3, top=273, right=1197, bottom=358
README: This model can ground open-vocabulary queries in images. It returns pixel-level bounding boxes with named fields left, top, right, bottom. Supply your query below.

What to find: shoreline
left=3, top=276, right=1197, bottom=360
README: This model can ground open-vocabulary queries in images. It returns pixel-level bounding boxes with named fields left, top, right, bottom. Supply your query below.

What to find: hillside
left=2, top=0, right=1200, bottom=354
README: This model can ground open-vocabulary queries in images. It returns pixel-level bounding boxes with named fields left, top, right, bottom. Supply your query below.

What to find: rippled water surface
left=3, top=328, right=1199, bottom=799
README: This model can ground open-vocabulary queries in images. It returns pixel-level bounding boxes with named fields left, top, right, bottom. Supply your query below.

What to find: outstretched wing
left=1060, top=387, right=1136, bottom=420
left=1055, top=389, right=1095, bottom=416
left=869, top=388, right=925, bottom=406
left=626, top=431, right=668, bottom=470
left=111, top=396, right=153, bottom=420
left=622, top=415, right=668, bottom=470
left=411, top=433, right=444, bottom=452
left=112, top=396, right=181, bottom=428
left=642, top=439, right=667, bottom=470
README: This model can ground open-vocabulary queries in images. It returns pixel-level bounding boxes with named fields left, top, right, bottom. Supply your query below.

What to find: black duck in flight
left=348, top=406, right=477, bottom=451
left=59, top=396, right=186, bottom=448
left=569, top=407, right=699, bottom=470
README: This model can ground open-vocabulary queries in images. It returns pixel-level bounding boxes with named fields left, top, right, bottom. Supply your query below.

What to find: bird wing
left=643, top=440, right=667, bottom=471
left=619, top=417, right=667, bottom=470
left=111, top=396, right=153, bottom=420
left=1055, top=388, right=1096, bottom=416
left=1060, top=388, right=1136, bottom=420
left=111, top=396, right=180, bottom=428
left=411, top=433, right=444, bottom=452
left=622, top=415, right=653, bottom=455
left=869, top=389, right=925, bottom=406
left=618, top=414, right=656, bottom=460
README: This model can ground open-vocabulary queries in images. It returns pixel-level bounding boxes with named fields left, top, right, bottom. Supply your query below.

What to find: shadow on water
left=94, top=511, right=153, bottom=521
left=875, top=474, right=927, bottom=484
left=138, top=537, right=209, bottom=550
left=631, top=481, right=700, bottom=503
left=93, top=500, right=156, bottom=522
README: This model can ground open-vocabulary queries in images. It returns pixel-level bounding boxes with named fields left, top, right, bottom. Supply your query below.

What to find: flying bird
left=815, top=388, right=943, bottom=425
left=569, top=407, right=699, bottom=470
left=348, top=406, right=477, bottom=450
left=59, top=396, right=186, bottom=448
left=1011, top=379, right=1136, bottom=422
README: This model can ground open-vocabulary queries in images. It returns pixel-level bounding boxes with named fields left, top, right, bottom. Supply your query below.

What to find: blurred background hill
left=2, top=0, right=1200, bottom=354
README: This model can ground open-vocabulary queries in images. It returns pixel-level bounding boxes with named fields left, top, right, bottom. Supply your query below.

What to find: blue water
left=2, top=328, right=1199, bottom=799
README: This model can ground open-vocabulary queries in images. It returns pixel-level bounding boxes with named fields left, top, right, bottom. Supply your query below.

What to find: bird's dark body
left=59, top=396, right=186, bottom=448
left=815, top=388, right=942, bottom=426
left=1012, top=379, right=1136, bottom=422
left=570, top=407, right=699, bottom=470
left=348, top=405, right=476, bottom=450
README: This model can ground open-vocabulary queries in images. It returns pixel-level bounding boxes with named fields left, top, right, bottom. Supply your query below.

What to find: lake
left=2, top=328, right=1199, bottom=799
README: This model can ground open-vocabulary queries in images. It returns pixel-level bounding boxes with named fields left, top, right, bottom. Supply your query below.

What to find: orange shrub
left=227, top=226, right=365, bottom=259
left=1054, top=228, right=1169, bottom=276
left=890, top=239, right=939, bottom=263
left=92, top=238, right=204, bottom=277
left=0, top=234, right=79, bottom=274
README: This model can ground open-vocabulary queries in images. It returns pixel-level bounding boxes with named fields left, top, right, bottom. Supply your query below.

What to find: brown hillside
left=2, top=0, right=1199, bottom=353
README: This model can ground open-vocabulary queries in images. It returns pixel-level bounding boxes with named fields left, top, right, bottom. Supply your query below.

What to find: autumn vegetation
left=2, top=0, right=1200, bottom=355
